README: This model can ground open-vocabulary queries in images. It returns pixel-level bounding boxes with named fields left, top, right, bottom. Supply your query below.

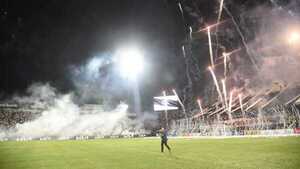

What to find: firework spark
left=195, top=20, right=228, bottom=33
left=207, top=105, right=226, bottom=117
left=182, top=45, right=186, bottom=58
left=197, top=99, right=204, bottom=114
left=216, top=48, right=241, bottom=61
left=178, top=3, right=184, bottom=19
left=197, top=99, right=204, bottom=120
left=223, top=52, right=227, bottom=77
left=238, top=94, right=244, bottom=117
left=223, top=5, right=258, bottom=70
left=285, top=94, right=300, bottom=105
left=217, top=0, right=225, bottom=23
left=228, top=91, right=233, bottom=120
left=172, top=89, right=187, bottom=118
left=261, top=86, right=289, bottom=109
left=231, top=99, right=250, bottom=113
left=207, top=27, right=214, bottom=67
left=245, top=98, right=263, bottom=111
left=221, top=79, right=228, bottom=108
left=189, top=26, right=193, bottom=40
left=208, top=66, right=224, bottom=105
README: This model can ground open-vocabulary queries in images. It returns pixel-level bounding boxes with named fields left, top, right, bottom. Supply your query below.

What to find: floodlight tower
left=116, top=47, right=144, bottom=115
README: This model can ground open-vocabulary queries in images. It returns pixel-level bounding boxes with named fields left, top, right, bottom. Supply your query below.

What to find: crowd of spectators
left=0, top=108, right=39, bottom=129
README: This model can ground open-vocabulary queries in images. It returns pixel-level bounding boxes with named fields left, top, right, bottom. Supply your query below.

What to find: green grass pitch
left=0, top=137, right=300, bottom=169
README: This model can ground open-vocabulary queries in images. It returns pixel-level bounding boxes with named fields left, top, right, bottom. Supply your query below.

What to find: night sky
left=0, top=0, right=279, bottom=109
left=0, top=0, right=186, bottom=94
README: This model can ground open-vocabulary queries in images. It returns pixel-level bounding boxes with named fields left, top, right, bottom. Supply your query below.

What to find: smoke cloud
left=1, top=52, right=158, bottom=140
left=0, top=83, right=133, bottom=140
left=70, top=53, right=128, bottom=108
left=226, top=2, right=300, bottom=96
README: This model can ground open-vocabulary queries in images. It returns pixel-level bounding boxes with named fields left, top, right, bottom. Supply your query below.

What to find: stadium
left=1, top=0, right=300, bottom=169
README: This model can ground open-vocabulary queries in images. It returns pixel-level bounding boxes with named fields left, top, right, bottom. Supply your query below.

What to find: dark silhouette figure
left=159, top=128, right=171, bottom=153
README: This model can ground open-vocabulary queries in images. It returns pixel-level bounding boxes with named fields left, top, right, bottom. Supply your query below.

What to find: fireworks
left=178, top=2, right=184, bottom=19
left=285, top=94, right=300, bottom=105
left=238, top=94, right=244, bottom=117
left=223, top=5, right=259, bottom=70
left=195, top=20, right=228, bottom=33
left=228, top=91, right=233, bottom=119
left=197, top=99, right=205, bottom=120
left=189, top=26, right=193, bottom=40
left=197, top=99, right=204, bottom=114
left=208, top=66, right=224, bottom=105
left=261, top=86, right=289, bottom=108
left=217, top=0, right=225, bottom=23
left=207, top=105, right=226, bottom=117
left=207, top=27, right=214, bottom=67
left=221, top=79, right=228, bottom=108
left=223, top=52, right=227, bottom=77
left=173, top=0, right=300, bottom=132
left=182, top=46, right=186, bottom=58
left=245, top=98, right=262, bottom=111
left=172, top=89, right=187, bottom=118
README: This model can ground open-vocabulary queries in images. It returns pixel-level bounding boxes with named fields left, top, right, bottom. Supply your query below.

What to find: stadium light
left=115, top=47, right=144, bottom=79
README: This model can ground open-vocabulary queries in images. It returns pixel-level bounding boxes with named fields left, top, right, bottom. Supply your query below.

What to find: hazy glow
left=287, top=30, right=300, bottom=45
left=87, top=57, right=103, bottom=78
left=116, top=47, right=144, bottom=79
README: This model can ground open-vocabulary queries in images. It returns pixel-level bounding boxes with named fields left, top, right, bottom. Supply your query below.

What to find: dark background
left=0, top=0, right=184, bottom=95
left=0, top=0, right=282, bottom=111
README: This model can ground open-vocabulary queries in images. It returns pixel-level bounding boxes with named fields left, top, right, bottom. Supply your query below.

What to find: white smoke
left=227, top=2, right=300, bottom=95
left=12, top=83, right=57, bottom=109
left=14, top=94, right=80, bottom=138
left=0, top=50, right=160, bottom=139
left=70, top=54, right=127, bottom=106
left=1, top=83, right=130, bottom=139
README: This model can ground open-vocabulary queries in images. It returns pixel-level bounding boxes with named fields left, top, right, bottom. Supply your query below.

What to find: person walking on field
left=159, top=128, right=171, bottom=153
